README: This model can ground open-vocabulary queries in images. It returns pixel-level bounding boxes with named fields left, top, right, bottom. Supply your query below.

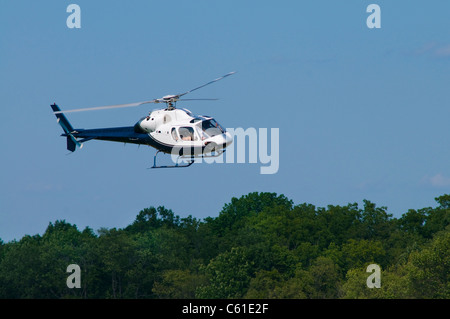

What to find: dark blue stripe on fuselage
left=68, top=126, right=154, bottom=145
left=65, top=126, right=209, bottom=155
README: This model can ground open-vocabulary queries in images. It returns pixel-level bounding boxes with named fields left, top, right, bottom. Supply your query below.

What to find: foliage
left=0, top=192, right=449, bottom=299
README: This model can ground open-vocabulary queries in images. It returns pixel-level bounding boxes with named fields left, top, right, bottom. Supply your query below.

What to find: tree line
left=0, top=192, right=449, bottom=298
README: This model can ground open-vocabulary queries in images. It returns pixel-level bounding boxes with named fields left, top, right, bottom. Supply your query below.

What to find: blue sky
left=1, top=1, right=450, bottom=242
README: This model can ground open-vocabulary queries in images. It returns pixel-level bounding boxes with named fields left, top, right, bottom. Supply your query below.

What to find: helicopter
left=51, top=72, right=235, bottom=168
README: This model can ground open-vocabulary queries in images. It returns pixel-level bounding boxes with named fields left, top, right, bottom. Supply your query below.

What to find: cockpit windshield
left=201, top=119, right=224, bottom=137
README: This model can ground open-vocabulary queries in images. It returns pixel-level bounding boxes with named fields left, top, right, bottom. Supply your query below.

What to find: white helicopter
left=51, top=72, right=235, bottom=168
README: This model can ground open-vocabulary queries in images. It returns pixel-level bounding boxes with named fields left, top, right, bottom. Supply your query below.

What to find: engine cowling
left=134, top=117, right=150, bottom=133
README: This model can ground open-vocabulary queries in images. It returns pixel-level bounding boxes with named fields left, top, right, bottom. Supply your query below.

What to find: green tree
left=422, top=196, right=450, bottom=237
left=341, top=239, right=386, bottom=272
left=152, top=269, right=207, bottom=298
left=245, top=269, right=284, bottom=299
left=0, top=221, right=99, bottom=298
left=316, top=203, right=363, bottom=247
left=342, top=267, right=374, bottom=299
left=94, top=228, right=138, bottom=298
left=342, top=264, right=411, bottom=299
left=0, top=235, right=44, bottom=298
left=2, top=192, right=450, bottom=299
left=197, top=247, right=254, bottom=298
left=373, top=265, right=411, bottom=299
left=206, top=192, right=293, bottom=236
left=360, top=200, right=393, bottom=240
left=308, top=256, right=342, bottom=298
left=246, top=266, right=313, bottom=299
left=406, top=229, right=450, bottom=298
left=398, top=209, right=428, bottom=236
left=125, top=206, right=180, bottom=234
left=435, top=194, right=450, bottom=209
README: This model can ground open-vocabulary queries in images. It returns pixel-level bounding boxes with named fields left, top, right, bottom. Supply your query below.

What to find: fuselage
left=134, top=107, right=233, bottom=155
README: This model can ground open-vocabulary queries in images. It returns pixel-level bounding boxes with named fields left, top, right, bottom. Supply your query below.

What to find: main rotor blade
left=53, top=72, right=235, bottom=114
left=177, top=98, right=219, bottom=101
left=53, top=100, right=156, bottom=114
left=177, top=71, right=236, bottom=98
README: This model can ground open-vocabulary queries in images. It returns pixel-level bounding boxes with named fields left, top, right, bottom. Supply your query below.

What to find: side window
left=171, top=127, right=179, bottom=141
left=178, top=127, right=198, bottom=141
left=196, top=127, right=207, bottom=140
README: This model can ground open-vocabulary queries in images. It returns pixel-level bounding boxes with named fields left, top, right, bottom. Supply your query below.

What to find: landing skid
left=149, top=149, right=225, bottom=169
left=150, top=150, right=194, bottom=169
left=150, top=161, right=194, bottom=169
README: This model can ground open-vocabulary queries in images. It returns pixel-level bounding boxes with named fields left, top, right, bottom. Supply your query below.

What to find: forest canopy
left=0, top=192, right=449, bottom=299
